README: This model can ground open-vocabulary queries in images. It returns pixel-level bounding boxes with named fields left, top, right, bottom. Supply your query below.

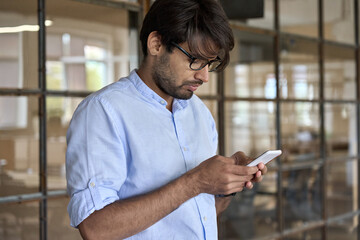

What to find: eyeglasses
left=171, top=42, right=222, bottom=72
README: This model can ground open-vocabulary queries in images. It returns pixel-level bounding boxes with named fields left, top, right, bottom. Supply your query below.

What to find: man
left=66, top=0, right=267, bottom=239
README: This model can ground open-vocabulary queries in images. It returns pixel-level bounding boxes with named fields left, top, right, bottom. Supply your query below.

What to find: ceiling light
left=0, top=20, right=53, bottom=34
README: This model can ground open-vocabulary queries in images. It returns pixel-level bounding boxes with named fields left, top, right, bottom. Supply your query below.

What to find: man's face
left=151, top=43, right=213, bottom=100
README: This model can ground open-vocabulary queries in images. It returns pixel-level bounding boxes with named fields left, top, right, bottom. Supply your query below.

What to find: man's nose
left=194, top=65, right=209, bottom=83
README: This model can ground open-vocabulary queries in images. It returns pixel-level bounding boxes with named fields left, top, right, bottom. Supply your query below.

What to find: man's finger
left=245, top=181, right=253, bottom=189
left=228, top=165, right=258, bottom=176
left=230, top=151, right=253, bottom=165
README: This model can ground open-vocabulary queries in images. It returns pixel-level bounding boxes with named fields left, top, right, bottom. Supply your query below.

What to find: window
left=0, top=0, right=141, bottom=239
left=219, top=0, right=359, bottom=239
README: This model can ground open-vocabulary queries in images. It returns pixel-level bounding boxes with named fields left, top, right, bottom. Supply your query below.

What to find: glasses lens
left=190, top=59, right=204, bottom=70
left=190, top=59, right=222, bottom=72
left=208, top=60, right=221, bottom=72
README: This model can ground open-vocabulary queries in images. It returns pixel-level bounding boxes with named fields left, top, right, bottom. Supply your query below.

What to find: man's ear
left=147, top=31, right=163, bottom=56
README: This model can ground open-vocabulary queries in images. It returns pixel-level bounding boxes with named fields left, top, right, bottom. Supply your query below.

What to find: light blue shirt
left=66, top=70, right=219, bottom=239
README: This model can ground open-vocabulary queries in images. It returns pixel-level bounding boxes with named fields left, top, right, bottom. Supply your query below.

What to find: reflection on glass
left=223, top=167, right=279, bottom=239
left=327, top=217, right=358, bottom=240
left=280, top=0, right=318, bottom=37
left=281, top=102, right=320, bottom=163
left=46, top=0, right=136, bottom=91
left=283, top=167, right=322, bottom=230
left=280, top=36, right=319, bottom=100
left=225, top=101, right=276, bottom=157
left=327, top=160, right=358, bottom=218
left=0, top=202, right=39, bottom=239
left=285, top=228, right=322, bottom=240
left=324, top=0, right=354, bottom=44
left=221, top=101, right=279, bottom=239
left=48, top=198, right=82, bottom=240
left=0, top=97, right=39, bottom=197
left=225, top=31, right=274, bottom=98
left=221, top=186, right=278, bottom=239
left=324, top=45, right=356, bottom=100
left=325, top=104, right=357, bottom=158
left=0, top=1, right=38, bottom=89
left=47, top=97, right=83, bottom=190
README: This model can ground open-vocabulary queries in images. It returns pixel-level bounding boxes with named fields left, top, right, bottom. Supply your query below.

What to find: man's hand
left=212, top=151, right=268, bottom=215
left=231, top=151, right=268, bottom=189
left=187, top=152, right=259, bottom=196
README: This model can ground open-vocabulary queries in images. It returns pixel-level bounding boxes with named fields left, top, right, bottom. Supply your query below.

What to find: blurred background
left=0, top=0, right=359, bottom=239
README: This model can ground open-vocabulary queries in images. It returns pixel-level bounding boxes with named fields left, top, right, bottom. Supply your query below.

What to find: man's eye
left=191, top=59, right=203, bottom=68
left=192, top=59, right=201, bottom=64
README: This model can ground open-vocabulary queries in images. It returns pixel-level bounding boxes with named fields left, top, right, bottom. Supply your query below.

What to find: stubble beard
left=152, top=53, right=194, bottom=100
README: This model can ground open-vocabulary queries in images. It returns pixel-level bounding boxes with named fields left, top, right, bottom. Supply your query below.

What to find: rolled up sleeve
left=66, top=96, right=127, bottom=227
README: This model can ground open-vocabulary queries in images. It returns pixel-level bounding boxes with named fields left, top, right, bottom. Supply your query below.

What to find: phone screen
left=247, top=150, right=282, bottom=167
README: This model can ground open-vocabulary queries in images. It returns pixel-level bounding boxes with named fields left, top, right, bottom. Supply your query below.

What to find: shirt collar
left=128, top=69, right=189, bottom=110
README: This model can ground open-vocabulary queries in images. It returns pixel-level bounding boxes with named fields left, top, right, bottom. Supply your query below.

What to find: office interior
left=0, top=0, right=359, bottom=239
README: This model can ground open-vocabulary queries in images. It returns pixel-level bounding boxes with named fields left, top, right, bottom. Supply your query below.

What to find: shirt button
left=160, top=100, right=166, bottom=105
left=183, top=147, right=187, bottom=151
left=90, top=182, right=95, bottom=187
left=203, top=216, right=207, bottom=221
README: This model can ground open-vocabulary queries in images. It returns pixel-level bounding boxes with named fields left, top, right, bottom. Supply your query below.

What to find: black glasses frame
left=171, top=42, right=222, bottom=72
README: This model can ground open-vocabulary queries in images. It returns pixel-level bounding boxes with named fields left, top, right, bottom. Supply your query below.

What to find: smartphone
left=247, top=150, right=282, bottom=167
left=216, top=150, right=282, bottom=197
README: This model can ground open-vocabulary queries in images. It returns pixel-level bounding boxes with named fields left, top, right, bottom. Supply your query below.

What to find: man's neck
left=137, top=65, right=174, bottom=112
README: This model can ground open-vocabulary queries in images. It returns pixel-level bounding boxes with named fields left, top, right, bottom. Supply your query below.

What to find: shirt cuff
left=68, top=177, right=120, bottom=227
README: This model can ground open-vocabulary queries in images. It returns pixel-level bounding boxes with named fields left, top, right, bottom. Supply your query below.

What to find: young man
left=66, top=0, right=267, bottom=239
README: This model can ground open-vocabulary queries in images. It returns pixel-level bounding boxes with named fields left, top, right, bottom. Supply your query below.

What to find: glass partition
left=280, top=36, right=319, bottom=100
left=0, top=1, right=39, bottom=89
left=279, top=0, right=318, bottom=37
left=324, top=45, right=356, bottom=100
left=326, top=159, right=358, bottom=218
left=324, top=0, right=355, bottom=45
left=283, top=166, right=322, bottom=230
left=196, top=73, right=217, bottom=96
left=281, top=102, right=320, bottom=164
left=225, top=31, right=274, bottom=98
left=48, top=198, right=82, bottom=239
left=325, top=103, right=357, bottom=159
left=327, top=216, right=358, bottom=240
left=225, top=101, right=277, bottom=157
left=285, top=228, right=322, bottom=240
left=46, top=0, right=135, bottom=91
left=0, top=202, right=39, bottom=239
left=202, top=100, right=218, bottom=124
left=222, top=100, right=278, bottom=238
left=0, top=96, right=39, bottom=197
left=47, top=97, right=84, bottom=190
left=221, top=185, right=278, bottom=239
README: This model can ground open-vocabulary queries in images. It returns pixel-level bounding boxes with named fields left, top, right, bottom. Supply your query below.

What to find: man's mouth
left=188, top=84, right=200, bottom=92
left=185, top=81, right=203, bottom=92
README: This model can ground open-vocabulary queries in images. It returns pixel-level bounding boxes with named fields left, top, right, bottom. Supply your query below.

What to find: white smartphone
left=247, top=150, right=282, bottom=167
left=215, top=150, right=282, bottom=197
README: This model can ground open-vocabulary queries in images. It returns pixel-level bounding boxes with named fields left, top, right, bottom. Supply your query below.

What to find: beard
left=152, top=53, right=200, bottom=100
